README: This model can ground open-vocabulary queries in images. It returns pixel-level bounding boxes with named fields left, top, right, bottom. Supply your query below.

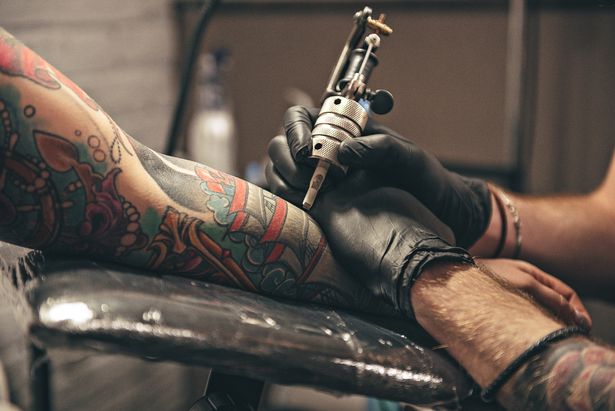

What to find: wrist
left=481, top=326, right=588, bottom=403
left=469, top=190, right=501, bottom=257
left=410, top=262, right=565, bottom=388
left=498, top=337, right=601, bottom=410
left=409, top=260, right=473, bottom=323
left=497, top=190, right=523, bottom=259
left=470, top=186, right=523, bottom=259
left=400, top=243, right=473, bottom=318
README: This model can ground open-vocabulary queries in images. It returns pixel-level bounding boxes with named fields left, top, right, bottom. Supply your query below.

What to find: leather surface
left=0, top=242, right=473, bottom=407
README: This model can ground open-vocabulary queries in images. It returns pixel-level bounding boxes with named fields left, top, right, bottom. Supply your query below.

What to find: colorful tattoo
left=104, top=111, right=133, bottom=163
left=0, top=28, right=98, bottom=110
left=0, top=91, right=146, bottom=255
left=511, top=338, right=615, bottom=410
left=0, top=26, right=389, bottom=311
left=132, top=137, right=366, bottom=305
left=146, top=164, right=329, bottom=297
left=0, top=83, right=389, bottom=313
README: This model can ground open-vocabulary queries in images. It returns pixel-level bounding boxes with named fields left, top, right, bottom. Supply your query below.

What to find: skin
left=1, top=27, right=613, bottom=410
left=471, top=153, right=615, bottom=301
left=412, top=262, right=615, bottom=411
left=0, top=27, right=388, bottom=315
left=506, top=337, right=615, bottom=411
left=477, top=258, right=591, bottom=329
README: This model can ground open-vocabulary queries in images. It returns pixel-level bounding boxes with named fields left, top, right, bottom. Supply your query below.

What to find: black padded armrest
left=0, top=242, right=472, bottom=407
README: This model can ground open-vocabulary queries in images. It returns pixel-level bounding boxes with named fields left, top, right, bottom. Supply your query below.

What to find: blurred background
left=0, top=0, right=614, bottom=410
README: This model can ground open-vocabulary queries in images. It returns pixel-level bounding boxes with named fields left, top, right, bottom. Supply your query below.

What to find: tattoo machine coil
left=303, top=7, right=394, bottom=210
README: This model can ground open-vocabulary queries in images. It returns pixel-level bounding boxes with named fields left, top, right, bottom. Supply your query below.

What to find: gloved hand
left=281, top=106, right=492, bottom=248
left=266, top=134, right=473, bottom=317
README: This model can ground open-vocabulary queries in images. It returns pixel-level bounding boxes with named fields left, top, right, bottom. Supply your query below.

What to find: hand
left=267, top=134, right=473, bottom=317
left=476, top=258, right=592, bottom=330
left=281, top=106, right=492, bottom=248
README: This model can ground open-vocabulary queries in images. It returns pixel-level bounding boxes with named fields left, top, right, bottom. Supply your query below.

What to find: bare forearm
left=512, top=192, right=615, bottom=298
left=411, top=263, right=615, bottom=411
left=410, top=262, right=563, bottom=388
left=470, top=159, right=615, bottom=299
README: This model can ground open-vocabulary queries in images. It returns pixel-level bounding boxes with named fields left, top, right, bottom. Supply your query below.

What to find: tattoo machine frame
left=302, top=7, right=394, bottom=210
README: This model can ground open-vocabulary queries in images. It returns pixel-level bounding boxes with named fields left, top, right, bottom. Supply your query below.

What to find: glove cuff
left=397, top=238, right=474, bottom=318
left=457, top=177, right=492, bottom=248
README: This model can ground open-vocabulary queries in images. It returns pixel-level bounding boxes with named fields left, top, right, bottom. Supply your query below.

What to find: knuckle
left=370, top=133, right=393, bottom=150
left=524, top=263, right=541, bottom=276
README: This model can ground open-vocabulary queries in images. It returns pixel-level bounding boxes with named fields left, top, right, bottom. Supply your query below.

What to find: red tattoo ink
left=0, top=34, right=99, bottom=110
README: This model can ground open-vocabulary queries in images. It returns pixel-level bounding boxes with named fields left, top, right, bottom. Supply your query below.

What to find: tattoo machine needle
left=302, top=8, right=394, bottom=210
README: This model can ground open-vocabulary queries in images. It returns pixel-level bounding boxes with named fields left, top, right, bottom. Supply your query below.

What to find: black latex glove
left=266, top=135, right=473, bottom=317
left=281, top=106, right=492, bottom=248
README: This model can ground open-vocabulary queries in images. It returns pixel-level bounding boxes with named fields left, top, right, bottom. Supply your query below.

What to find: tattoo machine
left=302, top=7, right=394, bottom=210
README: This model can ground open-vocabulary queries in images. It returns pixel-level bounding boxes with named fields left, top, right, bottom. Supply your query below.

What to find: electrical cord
left=165, top=0, right=223, bottom=155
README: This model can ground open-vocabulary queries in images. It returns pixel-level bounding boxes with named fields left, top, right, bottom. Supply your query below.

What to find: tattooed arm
left=3, top=28, right=615, bottom=409
left=501, top=338, right=615, bottom=411
left=0, top=27, right=387, bottom=313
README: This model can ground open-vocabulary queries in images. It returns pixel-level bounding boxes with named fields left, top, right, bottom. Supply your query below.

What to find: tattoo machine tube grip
left=303, top=97, right=368, bottom=210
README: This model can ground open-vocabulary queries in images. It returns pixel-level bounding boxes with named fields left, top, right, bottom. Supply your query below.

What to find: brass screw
left=367, top=13, right=393, bottom=36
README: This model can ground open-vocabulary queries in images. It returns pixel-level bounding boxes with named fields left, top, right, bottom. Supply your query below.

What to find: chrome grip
left=309, top=96, right=369, bottom=172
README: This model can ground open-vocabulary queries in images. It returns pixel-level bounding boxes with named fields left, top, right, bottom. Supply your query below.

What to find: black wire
left=165, top=0, right=223, bottom=155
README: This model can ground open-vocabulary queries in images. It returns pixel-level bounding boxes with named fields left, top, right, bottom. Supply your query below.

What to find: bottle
left=187, top=49, right=237, bottom=175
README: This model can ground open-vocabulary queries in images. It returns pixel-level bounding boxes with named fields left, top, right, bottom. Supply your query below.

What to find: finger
left=521, top=264, right=592, bottom=329
left=267, top=135, right=314, bottom=189
left=283, top=106, right=319, bottom=161
left=337, top=133, right=428, bottom=179
left=525, top=281, right=579, bottom=326
left=337, top=134, right=402, bottom=168
left=540, top=279, right=592, bottom=330
left=569, top=294, right=593, bottom=330
left=264, top=161, right=305, bottom=207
